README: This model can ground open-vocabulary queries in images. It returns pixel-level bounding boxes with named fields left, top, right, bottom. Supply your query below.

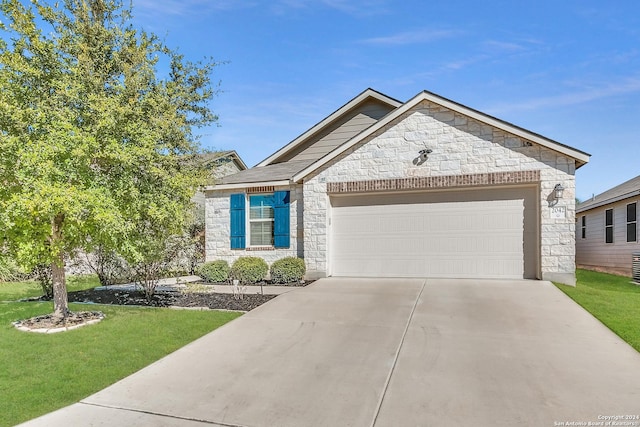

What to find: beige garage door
left=329, top=188, right=537, bottom=279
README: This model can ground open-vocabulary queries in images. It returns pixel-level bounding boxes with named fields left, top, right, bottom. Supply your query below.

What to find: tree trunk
left=51, top=214, right=69, bottom=319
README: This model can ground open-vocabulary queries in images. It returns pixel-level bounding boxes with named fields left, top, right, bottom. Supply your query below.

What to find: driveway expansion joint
left=370, top=278, right=427, bottom=427
left=79, top=402, right=248, bottom=427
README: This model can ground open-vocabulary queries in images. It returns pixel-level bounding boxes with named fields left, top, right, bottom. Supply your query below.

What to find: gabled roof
left=256, top=88, right=402, bottom=167
left=293, top=90, right=590, bottom=182
left=577, top=175, right=640, bottom=213
left=201, top=150, right=248, bottom=171
left=209, top=89, right=591, bottom=191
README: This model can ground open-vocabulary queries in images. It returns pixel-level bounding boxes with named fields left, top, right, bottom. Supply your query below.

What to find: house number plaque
left=550, top=206, right=566, bottom=219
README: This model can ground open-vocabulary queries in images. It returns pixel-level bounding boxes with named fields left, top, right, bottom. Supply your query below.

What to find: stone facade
left=302, top=101, right=576, bottom=284
left=206, top=99, right=579, bottom=285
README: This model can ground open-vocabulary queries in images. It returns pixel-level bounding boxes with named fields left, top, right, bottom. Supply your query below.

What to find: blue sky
left=130, top=0, right=640, bottom=201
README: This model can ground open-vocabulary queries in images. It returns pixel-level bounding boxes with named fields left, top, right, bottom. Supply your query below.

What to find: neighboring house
left=205, top=88, right=590, bottom=286
left=576, top=175, right=640, bottom=276
left=193, top=150, right=247, bottom=219
left=205, top=150, right=248, bottom=181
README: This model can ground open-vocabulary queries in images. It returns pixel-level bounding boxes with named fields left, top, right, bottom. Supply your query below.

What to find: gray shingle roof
left=212, top=88, right=591, bottom=189
left=218, top=159, right=315, bottom=184
left=577, top=174, right=640, bottom=213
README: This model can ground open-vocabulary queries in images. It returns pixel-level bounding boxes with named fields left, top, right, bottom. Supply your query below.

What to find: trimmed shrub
left=270, top=257, right=306, bottom=284
left=231, top=257, right=268, bottom=284
left=197, top=260, right=230, bottom=283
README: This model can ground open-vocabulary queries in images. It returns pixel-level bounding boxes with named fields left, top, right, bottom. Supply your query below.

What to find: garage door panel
left=330, top=195, right=527, bottom=279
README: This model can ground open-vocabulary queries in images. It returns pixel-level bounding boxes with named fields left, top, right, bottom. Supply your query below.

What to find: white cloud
left=266, top=0, right=390, bottom=18
left=488, top=78, right=640, bottom=113
left=133, top=0, right=388, bottom=20
left=358, top=29, right=462, bottom=46
left=482, top=40, right=527, bottom=53
left=133, top=0, right=255, bottom=17
left=321, top=0, right=389, bottom=15
left=443, top=54, right=490, bottom=71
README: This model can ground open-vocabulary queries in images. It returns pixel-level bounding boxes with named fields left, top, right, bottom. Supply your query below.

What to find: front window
left=627, top=202, right=637, bottom=243
left=605, top=208, right=614, bottom=244
left=249, top=194, right=274, bottom=246
left=581, top=215, right=586, bottom=239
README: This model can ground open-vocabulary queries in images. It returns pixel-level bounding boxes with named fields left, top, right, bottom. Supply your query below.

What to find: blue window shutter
left=273, top=191, right=290, bottom=248
left=230, top=194, right=246, bottom=249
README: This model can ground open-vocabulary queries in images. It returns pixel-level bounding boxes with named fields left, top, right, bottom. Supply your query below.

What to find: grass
left=0, top=274, right=99, bottom=301
left=555, top=269, right=640, bottom=352
left=0, top=276, right=242, bottom=427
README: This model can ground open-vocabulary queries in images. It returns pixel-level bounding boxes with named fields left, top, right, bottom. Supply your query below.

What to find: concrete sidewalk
left=19, top=278, right=640, bottom=426
left=95, top=275, right=299, bottom=295
left=94, top=275, right=202, bottom=292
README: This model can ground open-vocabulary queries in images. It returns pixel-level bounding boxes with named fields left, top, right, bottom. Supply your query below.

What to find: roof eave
left=293, top=90, right=591, bottom=182
left=229, top=151, right=249, bottom=171
left=577, top=190, right=640, bottom=213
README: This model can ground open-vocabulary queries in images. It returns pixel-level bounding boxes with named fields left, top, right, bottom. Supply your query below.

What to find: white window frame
left=247, top=193, right=275, bottom=247
left=581, top=215, right=586, bottom=239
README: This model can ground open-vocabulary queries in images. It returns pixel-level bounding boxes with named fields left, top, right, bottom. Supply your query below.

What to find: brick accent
left=247, top=186, right=275, bottom=194
left=327, top=170, right=541, bottom=194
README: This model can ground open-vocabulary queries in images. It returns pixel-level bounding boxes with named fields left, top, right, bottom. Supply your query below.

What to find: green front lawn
left=0, top=274, right=99, bottom=302
left=0, top=277, right=241, bottom=427
left=556, top=269, right=640, bottom=352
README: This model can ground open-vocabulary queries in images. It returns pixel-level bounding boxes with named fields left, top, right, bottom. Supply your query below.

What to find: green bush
left=197, top=260, right=230, bottom=283
left=0, top=255, right=27, bottom=282
left=231, top=257, right=268, bottom=284
left=270, top=257, right=306, bottom=283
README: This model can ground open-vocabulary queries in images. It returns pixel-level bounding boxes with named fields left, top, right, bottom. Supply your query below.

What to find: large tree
left=0, top=0, right=217, bottom=318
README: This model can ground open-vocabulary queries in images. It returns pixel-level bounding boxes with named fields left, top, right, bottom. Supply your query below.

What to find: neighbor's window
left=581, top=215, right=586, bottom=239
left=249, top=194, right=274, bottom=246
left=627, top=202, right=637, bottom=243
left=605, top=208, right=614, bottom=244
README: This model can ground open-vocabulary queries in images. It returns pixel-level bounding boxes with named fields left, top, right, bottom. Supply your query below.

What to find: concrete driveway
left=21, top=278, right=640, bottom=426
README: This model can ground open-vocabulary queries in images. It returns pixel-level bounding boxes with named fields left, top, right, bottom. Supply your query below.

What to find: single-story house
left=576, top=174, right=640, bottom=276
left=205, top=88, right=590, bottom=286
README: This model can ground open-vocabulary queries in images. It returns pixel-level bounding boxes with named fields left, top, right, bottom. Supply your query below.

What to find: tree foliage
left=0, top=0, right=218, bottom=317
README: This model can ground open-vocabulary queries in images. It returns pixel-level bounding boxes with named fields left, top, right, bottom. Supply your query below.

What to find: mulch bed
left=67, top=288, right=277, bottom=311
left=15, top=281, right=309, bottom=331
left=14, top=311, right=105, bottom=332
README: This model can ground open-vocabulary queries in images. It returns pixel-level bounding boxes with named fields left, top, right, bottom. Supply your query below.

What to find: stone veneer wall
left=302, top=100, right=577, bottom=285
left=205, top=185, right=304, bottom=266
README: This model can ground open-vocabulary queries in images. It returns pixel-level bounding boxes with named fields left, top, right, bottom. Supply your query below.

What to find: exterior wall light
left=554, top=183, right=565, bottom=200
left=548, top=183, right=565, bottom=207
left=413, top=148, right=432, bottom=166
